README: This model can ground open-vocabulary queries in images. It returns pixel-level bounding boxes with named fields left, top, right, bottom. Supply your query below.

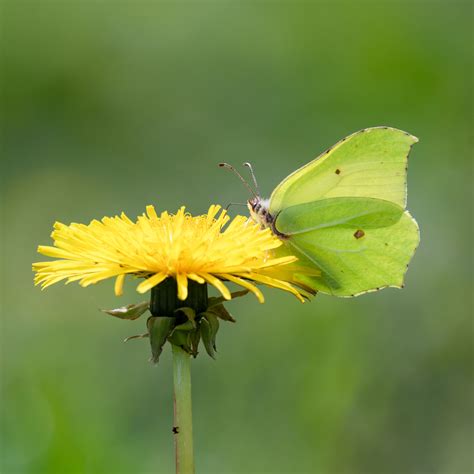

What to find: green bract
left=103, top=287, right=247, bottom=363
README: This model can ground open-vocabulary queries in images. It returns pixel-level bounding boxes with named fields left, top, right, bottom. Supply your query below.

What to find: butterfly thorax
left=248, top=197, right=287, bottom=238
left=248, top=197, right=272, bottom=227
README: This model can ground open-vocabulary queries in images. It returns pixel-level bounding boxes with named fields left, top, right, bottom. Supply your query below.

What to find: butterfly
left=220, top=126, right=420, bottom=297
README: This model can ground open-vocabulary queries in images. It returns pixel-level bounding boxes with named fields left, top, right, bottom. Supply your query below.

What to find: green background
left=2, top=1, right=472, bottom=473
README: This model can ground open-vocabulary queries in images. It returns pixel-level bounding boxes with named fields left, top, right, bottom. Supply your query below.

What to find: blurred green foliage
left=1, top=1, right=472, bottom=473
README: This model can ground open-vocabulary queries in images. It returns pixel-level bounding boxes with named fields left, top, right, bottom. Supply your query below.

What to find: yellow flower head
left=33, top=205, right=311, bottom=303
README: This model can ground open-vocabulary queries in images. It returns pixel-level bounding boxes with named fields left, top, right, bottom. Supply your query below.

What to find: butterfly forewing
left=269, top=127, right=418, bottom=213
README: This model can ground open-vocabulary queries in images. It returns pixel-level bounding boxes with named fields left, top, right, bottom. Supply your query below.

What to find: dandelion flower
left=33, top=205, right=313, bottom=303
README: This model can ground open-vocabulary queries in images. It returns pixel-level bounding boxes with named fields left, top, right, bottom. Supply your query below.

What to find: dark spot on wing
left=384, top=242, right=388, bottom=246
left=354, top=229, right=365, bottom=239
left=335, top=168, right=341, bottom=175
left=172, top=426, right=179, bottom=434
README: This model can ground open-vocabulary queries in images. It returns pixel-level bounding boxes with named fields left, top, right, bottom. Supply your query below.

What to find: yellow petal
left=200, top=273, right=231, bottom=300
left=136, top=272, right=167, bottom=294
left=218, top=273, right=265, bottom=303
left=239, top=272, right=305, bottom=303
left=114, top=274, right=125, bottom=296
left=187, top=273, right=205, bottom=284
left=176, top=273, right=188, bottom=300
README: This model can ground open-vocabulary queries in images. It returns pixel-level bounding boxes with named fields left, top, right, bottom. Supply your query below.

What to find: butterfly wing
left=274, top=197, right=419, bottom=296
left=269, top=127, right=418, bottom=213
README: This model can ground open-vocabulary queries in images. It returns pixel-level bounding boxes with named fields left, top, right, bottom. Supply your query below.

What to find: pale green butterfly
left=220, top=126, right=420, bottom=297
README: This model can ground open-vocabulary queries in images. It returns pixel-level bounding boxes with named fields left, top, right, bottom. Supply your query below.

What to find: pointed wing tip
left=366, top=126, right=419, bottom=144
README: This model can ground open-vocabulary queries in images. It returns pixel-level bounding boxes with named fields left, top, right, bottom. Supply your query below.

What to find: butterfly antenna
left=243, top=162, right=261, bottom=197
left=218, top=162, right=257, bottom=198
left=225, top=202, right=248, bottom=211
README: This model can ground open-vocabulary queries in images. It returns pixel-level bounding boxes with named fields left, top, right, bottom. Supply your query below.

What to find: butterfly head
left=219, top=162, right=276, bottom=230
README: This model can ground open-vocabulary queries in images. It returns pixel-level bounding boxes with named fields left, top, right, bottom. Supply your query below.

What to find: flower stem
left=151, top=279, right=206, bottom=474
left=172, top=344, right=195, bottom=474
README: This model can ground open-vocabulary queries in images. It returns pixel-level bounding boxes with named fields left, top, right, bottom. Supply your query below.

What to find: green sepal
left=172, top=320, right=196, bottom=332
left=201, top=311, right=220, bottom=352
left=147, top=316, right=174, bottom=364
left=174, top=307, right=197, bottom=327
left=206, top=303, right=236, bottom=323
left=167, top=320, right=196, bottom=352
left=101, top=301, right=149, bottom=320
left=207, top=289, right=249, bottom=308
left=123, top=333, right=149, bottom=342
left=200, top=318, right=215, bottom=359
left=168, top=331, right=191, bottom=352
left=190, top=329, right=200, bottom=358
left=118, top=283, right=246, bottom=361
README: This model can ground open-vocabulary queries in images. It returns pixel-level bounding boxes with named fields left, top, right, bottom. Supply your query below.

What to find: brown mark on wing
left=354, top=229, right=365, bottom=239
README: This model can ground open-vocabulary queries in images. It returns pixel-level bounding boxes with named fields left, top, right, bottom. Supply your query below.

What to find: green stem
left=151, top=279, right=205, bottom=474
left=172, top=344, right=195, bottom=474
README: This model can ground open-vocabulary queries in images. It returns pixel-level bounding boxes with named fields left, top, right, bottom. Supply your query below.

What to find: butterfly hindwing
left=274, top=197, right=420, bottom=296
